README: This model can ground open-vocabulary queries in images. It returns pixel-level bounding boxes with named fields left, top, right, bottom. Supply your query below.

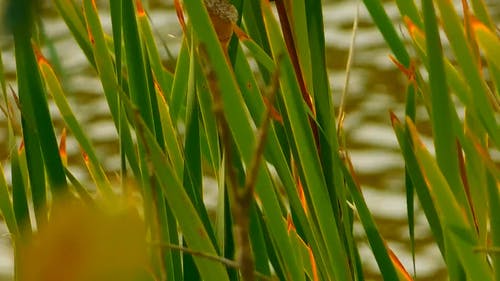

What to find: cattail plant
left=0, top=0, right=497, bottom=280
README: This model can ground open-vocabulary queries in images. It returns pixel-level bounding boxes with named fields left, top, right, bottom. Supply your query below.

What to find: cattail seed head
left=204, top=0, right=238, bottom=48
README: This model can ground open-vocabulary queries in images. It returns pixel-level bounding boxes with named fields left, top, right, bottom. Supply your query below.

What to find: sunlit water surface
left=0, top=0, right=498, bottom=280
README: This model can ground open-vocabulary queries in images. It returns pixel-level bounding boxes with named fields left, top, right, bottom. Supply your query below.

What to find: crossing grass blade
left=391, top=113, right=445, bottom=255
left=434, top=0, right=500, bottom=145
left=0, top=50, right=6, bottom=99
left=83, top=0, right=141, bottom=178
left=232, top=37, right=334, bottom=281
left=362, top=0, right=410, bottom=67
left=11, top=145, right=31, bottom=241
left=137, top=5, right=174, bottom=98
left=1, top=57, right=16, bottom=235
left=283, top=0, right=312, bottom=96
left=488, top=173, right=500, bottom=281
left=169, top=39, right=190, bottom=122
left=122, top=0, right=155, bottom=132
left=10, top=0, right=68, bottom=196
left=406, top=118, right=494, bottom=281
left=0, top=162, right=19, bottom=238
left=37, top=50, right=114, bottom=198
left=154, top=86, right=184, bottom=178
left=421, top=0, right=470, bottom=220
left=182, top=2, right=307, bottom=280
left=129, top=100, right=231, bottom=281
left=473, top=20, right=500, bottom=71
left=263, top=3, right=352, bottom=280
left=395, top=0, right=422, bottom=28
left=338, top=155, right=400, bottom=281
left=196, top=78, right=221, bottom=175
left=53, top=0, right=95, bottom=66
left=109, top=0, right=122, bottom=79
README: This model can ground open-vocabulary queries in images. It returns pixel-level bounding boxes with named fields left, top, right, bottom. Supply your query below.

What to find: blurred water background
left=0, top=0, right=498, bottom=280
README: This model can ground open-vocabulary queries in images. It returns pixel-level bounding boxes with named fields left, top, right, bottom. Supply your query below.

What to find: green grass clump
left=0, top=0, right=498, bottom=280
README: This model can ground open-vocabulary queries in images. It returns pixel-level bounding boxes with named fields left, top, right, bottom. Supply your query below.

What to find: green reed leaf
left=12, top=11, right=68, bottom=195
left=362, top=0, right=410, bottom=67
left=434, top=0, right=500, bottom=145
left=0, top=162, right=19, bottom=238
left=133, top=105, right=231, bottom=281
left=38, top=54, right=114, bottom=198
left=263, top=2, right=352, bottom=280
left=406, top=118, right=494, bottom=281
left=422, top=0, right=469, bottom=217
left=83, top=0, right=141, bottom=178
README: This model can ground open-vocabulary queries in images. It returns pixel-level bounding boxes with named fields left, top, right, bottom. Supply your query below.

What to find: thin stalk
left=151, top=242, right=277, bottom=281
left=199, top=42, right=255, bottom=281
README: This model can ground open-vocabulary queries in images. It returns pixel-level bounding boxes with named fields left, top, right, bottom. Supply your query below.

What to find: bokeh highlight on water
left=0, top=0, right=498, bottom=280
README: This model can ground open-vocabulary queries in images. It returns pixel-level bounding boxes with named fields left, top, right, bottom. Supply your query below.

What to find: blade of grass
left=338, top=156, right=400, bottom=281
left=10, top=4, right=68, bottom=195
left=131, top=104, right=231, bottom=281
left=154, top=86, right=184, bottom=178
left=263, top=3, right=353, bottom=280
left=248, top=204, right=271, bottom=278
left=473, top=20, right=500, bottom=71
left=137, top=4, right=174, bottom=100
left=53, top=0, right=95, bottom=66
left=469, top=0, right=496, bottom=28
left=241, top=0, right=272, bottom=81
left=11, top=145, right=31, bottom=241
left=37, top=50, right=114, bottom=198
left=122, top=0, right=155, bottom=132
left=395, top=0, right=423, bottom=28
left=391, top=112, right=445, bottom=255
left=183, top=2, right=305, bottom=279
left=307, top=2, right=354, bottom=270
left=282, top=0, right=312, bottom=97
left=169, top=38, right=190, bottom=122
left=405, top=20, right=473, bottom=108
left=406, top=118, right=494, bottom=281
left=0, top=162, right=19, bottom=237
left=196, top=69, right=221, bottom=174
left=404, top=84, right=417, bottom=277
left=434, top=0, right=500, bottom=145
left=362, top=0, right=411, bottom=67
left=468, top=0, right=500, bottom=97
left=487, top=174, right=500, bottom=281
left=0, top=50, right=6, bottom=98
left=237, top=32, right=275, bottom=72
left=64, top=167, right=94, bottom=205
left=184, top=71, right=217, bottom=245
left=232, top=40, right=334, bottom=280
left=422, top=0, right=471, bottom=222
left=83, top=0, right=141, bottom=178
left=109, top=0, right=122, bottom=79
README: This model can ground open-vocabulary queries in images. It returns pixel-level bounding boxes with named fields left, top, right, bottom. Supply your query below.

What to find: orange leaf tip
left=136, top=0, right=146, bottom=17
left=19, top=140, right=25, bottom=153
left=33, top=44, right=49, bottom=66
left=389, top=111, right=401, bottom=127
left=404, top=16, right=417, bottom=35
left=389, top=55, right=416, bottom=85
left=82, top=149, right=89, bottom=163
left=174, top=0, right=186, bottom=33
left=59, top=128, right=68, bottom=164
left=308, top=246, right=319, bottom=281
left=233, top=25, right=249, bottom=41
left=287, top=214, right=295, bottom=232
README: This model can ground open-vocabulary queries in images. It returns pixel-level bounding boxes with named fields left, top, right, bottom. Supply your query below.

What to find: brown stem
left=150, top=242, right=277, bottom=281
left=198, top=44, right=255, bottom=281
left=274, top=0, right=319, bottom=149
